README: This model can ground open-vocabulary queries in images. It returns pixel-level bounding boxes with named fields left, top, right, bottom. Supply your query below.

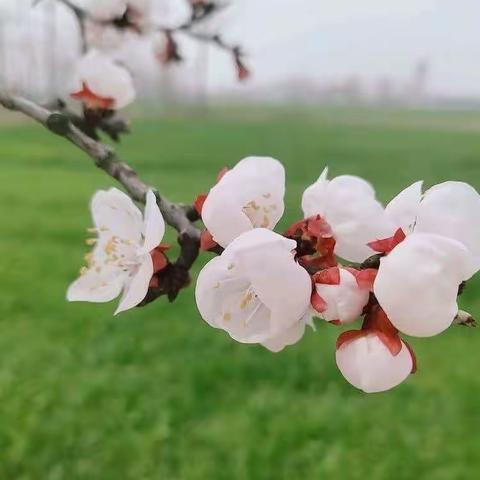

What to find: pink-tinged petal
left=385, top=181, right=423, bottom=233
left=139, top=190, right=165, bottom=255
left=415, top=181, right=480, bottom=277
left=91, top=187, right=143, bottom=243
left=67, top=266, right=125, bottom=303
left=374, top=233, right=473, bottom=337
left=314, top=268, right=369, bottom=324
left=336, top=333, right=413, bottom=393
left=114, top=255, right=153, bottom=315
left=368, top=228, right=406, bottom=254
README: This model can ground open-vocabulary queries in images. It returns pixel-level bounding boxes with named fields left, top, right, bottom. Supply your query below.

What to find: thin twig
left=0, top=92, right=201, bottom=297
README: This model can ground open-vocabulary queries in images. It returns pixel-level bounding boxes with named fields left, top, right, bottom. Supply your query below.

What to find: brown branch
left=45, top=99, right=130, bottom=142
left=0, top=91, right=201, bottom=301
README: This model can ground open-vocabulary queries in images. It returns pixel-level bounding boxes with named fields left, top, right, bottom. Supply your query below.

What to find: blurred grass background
left=0, top=106, right=479, bottom=479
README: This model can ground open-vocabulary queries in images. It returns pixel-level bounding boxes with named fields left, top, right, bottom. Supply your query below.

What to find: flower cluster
left=67, top=156, right=479, bottom=394
left=193, top=157, right=480, bottom=393
left=62, top=0, right=249, bottom=121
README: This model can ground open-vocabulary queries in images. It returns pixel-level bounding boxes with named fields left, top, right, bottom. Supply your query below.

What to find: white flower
left=415, top=181, right=480, bottom=277
left=374, top=233, right=473, bottom=337
left=67, top=188, right=165, bottom=314
left=302, top=168, right=392, bottom=262
left=384, top=181, right=423, bottom=234
left=83, top=0, right=150, bottom=22
left=201, top=157, right=285, bottom=248
left=195, top=229, right=311, bottom=349
left=262, top=315, right=311, bottom=353
left=384, top=181, right=480, bottom=272
left=336, top=333, right=414, bottom=393
left=312, top=267, right=370, bottom=324
left=70, top=49, right=136, bottom=110
left=83, top=0, right=127, bottom=21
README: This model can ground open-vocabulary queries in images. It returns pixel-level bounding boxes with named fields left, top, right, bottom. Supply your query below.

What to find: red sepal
left=194, top=194, right=207, bottom=216
left=200, top=230, right=218, bottom=251
left=355, top=268, right=378, bottom=290
left=403, top=341, right=417, bottom=374
left=71, top=82, right=115, bottom=110
left=311, top=290, right=327, bottom=313
left=307, top=215, right=333, bottom=238
left=375, top=331, right=403, bottom=356
left=312, top=266, right=340, bottom=285
left=336, top=330, right=365, bottom=350
left=368, top=228, right=406, bottom=254
left=150, top=244, right=170, bottom=273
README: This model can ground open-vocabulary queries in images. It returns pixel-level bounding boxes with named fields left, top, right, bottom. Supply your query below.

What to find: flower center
left=81, top=228, right=138, bottom=275
left=242, top=193, right=277, bottom=228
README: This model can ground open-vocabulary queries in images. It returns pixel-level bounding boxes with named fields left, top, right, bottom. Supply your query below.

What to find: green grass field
left=1, top=107, right=480, bottom=479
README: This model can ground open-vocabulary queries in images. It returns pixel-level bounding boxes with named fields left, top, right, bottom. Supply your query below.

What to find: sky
left=204, top=0, right=480, bottom=97
left=1, top=0, right=480, bottom=99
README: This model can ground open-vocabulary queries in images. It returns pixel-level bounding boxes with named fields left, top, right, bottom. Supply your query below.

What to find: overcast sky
left=205, top=0, right=480, bottom=97
left=1, top=0, right=480, bottom=98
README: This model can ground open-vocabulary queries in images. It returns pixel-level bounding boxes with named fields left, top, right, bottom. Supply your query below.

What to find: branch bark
left=0, top=91, right=201, bottom=299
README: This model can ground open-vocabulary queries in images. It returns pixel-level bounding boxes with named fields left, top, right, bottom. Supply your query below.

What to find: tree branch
left=0, top=91, right=201, bottom=300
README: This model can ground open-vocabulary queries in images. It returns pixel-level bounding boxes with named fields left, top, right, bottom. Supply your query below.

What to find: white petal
left=385, top=181, right=423, bottom=234
left=324, top=175, right=393, bottom=262
left=301, top=167, right=329, bottom=218
left=303, top=171, right=393, bottom=262
left=201, top=188, right=253, bottom=248
left=336, top=334, right=413, bottom=393
left=67, top=266, right=125, bottom=303
left=415, top=181, right=480, bottom=277
left=374, top=233, right=472, bottom=337
left=227, top=230, right=311, bottom=333
left=202, top=157, right=285, bottom=247
left=139, top=190, right=165, bottom=255
left=226, top=227, right=297, bottom=260
left=315, top=269, right=369, bottom=324
left=91, top=188, right=143, bottom=243
left=115, top=255, right=153, bottom=315
left=85, top=0, right=127, bottom=20
left=195, top=229, right=311, bottom=343
left=72, top=49, right=136, bottom=109
left=262, top=317, right=307, bottom=353
left=195, top=256, right=273, bottom=343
